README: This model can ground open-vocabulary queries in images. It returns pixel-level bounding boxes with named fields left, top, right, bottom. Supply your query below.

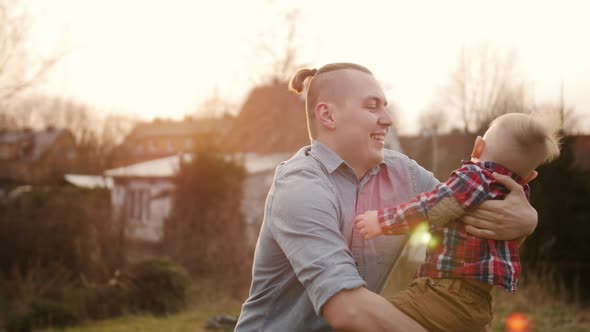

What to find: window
left=123, top=188, right=152, bottom=224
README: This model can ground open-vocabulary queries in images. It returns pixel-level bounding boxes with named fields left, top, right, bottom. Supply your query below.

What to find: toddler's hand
left=354, top=210, right=382, bottom=240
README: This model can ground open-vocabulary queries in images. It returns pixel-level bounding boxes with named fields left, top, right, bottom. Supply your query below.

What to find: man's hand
left=354, top=210, right=382, bottom=240
left=462, top=172, right=537, bottom=240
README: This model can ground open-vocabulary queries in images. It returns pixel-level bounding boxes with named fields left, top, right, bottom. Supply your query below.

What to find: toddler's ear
left=471, top=136, right=485, bottom=160
left=524, top=171, right=538, bottom=184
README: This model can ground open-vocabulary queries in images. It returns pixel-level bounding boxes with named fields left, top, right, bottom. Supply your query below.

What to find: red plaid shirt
left=378, top=161, right=530, bottom=293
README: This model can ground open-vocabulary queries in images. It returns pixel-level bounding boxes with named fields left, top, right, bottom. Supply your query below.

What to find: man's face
left=331, top=70, right=392, bottom=173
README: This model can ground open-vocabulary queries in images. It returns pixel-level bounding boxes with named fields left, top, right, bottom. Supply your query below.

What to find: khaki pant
left=389, top=278, right=494, bottom=332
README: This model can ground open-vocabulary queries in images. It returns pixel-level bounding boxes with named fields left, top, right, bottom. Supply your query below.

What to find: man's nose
left=378, top=109, right=393, bottom=127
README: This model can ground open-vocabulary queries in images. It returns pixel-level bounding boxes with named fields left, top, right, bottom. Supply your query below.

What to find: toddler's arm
left=355, top=164, right=493, bottom=239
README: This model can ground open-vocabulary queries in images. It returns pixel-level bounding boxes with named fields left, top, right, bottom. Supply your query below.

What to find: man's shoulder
left=382, top=149, right=439, bottom=191
left=270, top=146, right=337, bottom=205
left=275, top=146, right=327, bottom=179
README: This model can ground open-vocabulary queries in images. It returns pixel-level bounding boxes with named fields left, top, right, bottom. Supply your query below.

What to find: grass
left=39, top=277, right=244, bottom=332
left=35, top=257, right=590, bottom=332
left=489, top=272, right=590, bottom=331
left=40, top=310, right=238, bottom=332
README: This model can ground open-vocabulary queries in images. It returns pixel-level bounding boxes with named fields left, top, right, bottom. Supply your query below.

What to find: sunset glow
left=26, top=0, right=590, bottom=133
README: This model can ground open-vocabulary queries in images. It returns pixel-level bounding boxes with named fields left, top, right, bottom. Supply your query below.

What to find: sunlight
left=25, top=0, right=590, bottom=130
left=408, top=222, right=431, bottom=247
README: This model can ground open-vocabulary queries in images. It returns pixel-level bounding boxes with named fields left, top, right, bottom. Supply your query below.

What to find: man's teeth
left=371, top=134, right=385, bottom=141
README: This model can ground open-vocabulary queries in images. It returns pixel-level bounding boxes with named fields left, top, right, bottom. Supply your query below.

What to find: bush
left=55, top=280, right=130, bottom=321
left=5, top=297, right=78, bottom=332
left=0, top=186, right=121, bottom=280
left=526, top=136, right=590, bottom=301
left=0, top=186, right=126, bottom=327
left=126, top=257, right=190, bottom=315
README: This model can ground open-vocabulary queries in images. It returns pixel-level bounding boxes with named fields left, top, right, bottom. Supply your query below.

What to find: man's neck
left=315, top=138, right=371, bottom=181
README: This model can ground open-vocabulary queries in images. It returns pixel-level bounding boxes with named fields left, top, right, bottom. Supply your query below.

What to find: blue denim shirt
left=235, top=141, right=438, bottom=332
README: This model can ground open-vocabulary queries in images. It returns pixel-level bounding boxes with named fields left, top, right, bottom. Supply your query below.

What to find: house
left=399, top=133, right=477, bottom=180
left=225, top=80, right=309, bottom=153
left=0, top=127, right=77, bottom=184
left=104, top=153, right=291, bottom=245
left=110, top=116, right=233, bottom=167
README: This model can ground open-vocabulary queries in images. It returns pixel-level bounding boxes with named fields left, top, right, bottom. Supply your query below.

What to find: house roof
left=225, top=81, right=309, bottom=153
left=126, top=117, right=230, bottom=141
left=0, top=130, right=32, bottom=143
left=104, top=152, right=292, bottom=178
left=65, top=174, right=113, bottom=189
left=0, top=128, right=73, bottom=161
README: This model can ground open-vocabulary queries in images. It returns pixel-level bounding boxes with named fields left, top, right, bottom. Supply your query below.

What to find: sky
left=27, top=0, right=590, bottom=134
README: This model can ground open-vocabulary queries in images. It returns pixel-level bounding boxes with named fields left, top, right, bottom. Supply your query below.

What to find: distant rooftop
left=127, top=117, right=231, bottom=140
left=0, top=127, right=72, bottom=161
left=104, top=152, right=291, bottom=178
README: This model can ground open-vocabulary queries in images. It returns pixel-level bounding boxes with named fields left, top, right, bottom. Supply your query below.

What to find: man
left=235, top=63, right=537, bottom=331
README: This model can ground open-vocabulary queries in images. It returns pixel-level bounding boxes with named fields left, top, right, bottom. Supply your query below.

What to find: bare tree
left=0, top=0, right=60, bottom=104
left=441, top=45, right=533, bottom=134
left=418, top=107, right=448, bottom=135
left=195, top=87, right=236, bottom=118
left=254, top=6, right=303, bottom=84
left=534, top=83, right=585, bottom=135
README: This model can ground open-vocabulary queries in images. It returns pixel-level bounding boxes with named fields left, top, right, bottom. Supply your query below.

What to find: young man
left=235, top=63, right=538, bottom=332
left=355, top=113, right=560, bottom=331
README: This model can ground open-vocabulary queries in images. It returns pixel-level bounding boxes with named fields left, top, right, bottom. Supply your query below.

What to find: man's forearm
left=322, top=287, right=427, bottom=332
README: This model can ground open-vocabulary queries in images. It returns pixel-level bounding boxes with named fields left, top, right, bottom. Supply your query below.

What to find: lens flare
left=420, top=232, right=431, bottom=244
left=505, top=312, right=530, bottom=332
left=408, top=222, right=430, bottom=247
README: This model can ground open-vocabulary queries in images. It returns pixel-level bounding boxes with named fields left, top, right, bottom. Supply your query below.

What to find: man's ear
left=524, top=171, right=538, bottom=184
left=315, top=102, right=336, bottom=129
left=471, top=136, right=485, bottom=160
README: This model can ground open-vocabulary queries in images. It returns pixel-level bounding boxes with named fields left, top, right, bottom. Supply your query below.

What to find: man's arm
left=463, top=172, right=537, bottom=240
left=322, top=287, right=428, bottom=332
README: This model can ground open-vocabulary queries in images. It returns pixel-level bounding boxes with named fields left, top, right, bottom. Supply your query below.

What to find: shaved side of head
left=288, top=63, right=373, bottom=140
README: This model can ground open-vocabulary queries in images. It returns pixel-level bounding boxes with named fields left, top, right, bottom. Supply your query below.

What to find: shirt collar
left=309, top=140, right=346, bottom=173
left=310, top=140, right=386, bottom=177
left=463, top=160, right=527, bottom=186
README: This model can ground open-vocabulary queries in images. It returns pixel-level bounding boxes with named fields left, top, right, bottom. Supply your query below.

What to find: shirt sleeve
left=378, top=164, right=491, bottom=234
left=267, top=168, right=366, bottom=315
left=413, top=160, right=440, bottom=193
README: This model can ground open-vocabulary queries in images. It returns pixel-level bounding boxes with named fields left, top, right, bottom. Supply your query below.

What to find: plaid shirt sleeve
left=378, top=164, right=492, bottom=235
